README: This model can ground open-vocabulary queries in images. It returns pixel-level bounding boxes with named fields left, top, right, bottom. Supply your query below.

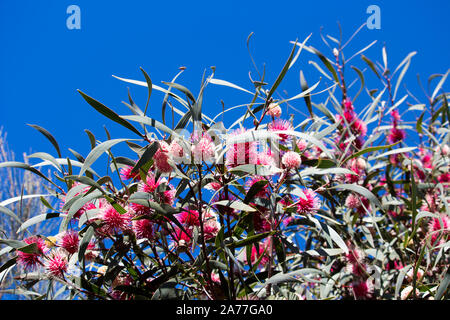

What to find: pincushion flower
left=345, top=193, right=360, bottom=209
left=427, top=213, right=450, bottom=245
left=387, top=127, right=406, bottom=144
left=351, top=280, right=373, bottom=300
left=192, top=133, right=215, bottom=163
left=268, top=119, right=293, bottom=141
left=132, top=218, right=155, bottom=240
left=153, top=140, right=173, bottom=173
left=119, top=164, right=140, bottom=181
left=169, top=139, right=185, bottom=162
left=267, top=102, right=282, bottom=118
left=45, top=249, right=69, bottom=278
left=59, top=230, right=79, bottom=255
left=98, top=203, right=132, bottom=236
left=281, top=151, right=301, bottom=169
left=256, top=149, right=277, bottom=167
left=296, top=188, right=320, bottom=215
left=16, top=236, right=48, bottom=270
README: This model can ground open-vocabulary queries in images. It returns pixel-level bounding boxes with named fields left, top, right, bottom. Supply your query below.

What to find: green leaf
left=243, top=180, right=268, bottom=204
left=27, top=124, right=62, bottom=158
left=435, top=272, right=450, bottom=300
left=299, top=70, right=313, bottom=117
left=79, top=138, right=133, bottom=176
left=332, top=184, right=383, bottom=211
left=161, top=70, right=184, bottom=125
left=431, top=69, right=449, bottom=102
left=350, top=66, right=365, bottom=102
left=16, top=213, right=64, bottom=234
left=121, top=115, right=179, bottom=138
left=131, top=141, right=159, bottom=174
left=0, top=162, right=56, bottom=187
left=78, top=90, right=143, bottom=137
left=361, top=55, right=380, bottom=79
left=27, top=152, right=63, bottom=172
left=212, top=200, right=257, bottom=212
left=309, top=217, right=349, bottom=254
left=310, top=46, right=339, bottom=83
left=393, top=56, right=413, bottom=101
left=161, top=81, right=196, bottom=103
left=0, top=205, right=22, bottom=225
left=139, top=67, right=152, bottom=116
left=267, top=40, right=298, bottom=99
left=341, top=141, right=401, bottom=165
left=78, top=226, right=94, bottom=262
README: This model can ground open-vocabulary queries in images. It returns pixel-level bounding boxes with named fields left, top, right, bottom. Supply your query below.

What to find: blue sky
left=0, top=0, right=449, bottom=163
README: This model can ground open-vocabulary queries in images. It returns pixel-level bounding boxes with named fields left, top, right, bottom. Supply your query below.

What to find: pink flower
left=428, top=213, right=450, bottom=245
left=346, top=261, right=367, bottom=278
left=119, top=165, right=140, bottom=181
left=351, top=158, right=367, bottom=171
left=387, top=127, right=406, bottom=144
left=172, top=227, right=193, bottom=248
left=297, top=188, right=320, bottom=215
left=138, top=174, right=161, bottom=193
left=178, top=209, right=201, bottom=226
left=400, top=286, right=419, bottom=300
left=129, top=202, right=153, bottom=216
left=169, top=139, right=185, bottom=161
left=267, top=103, right=282, bottom=118
left=345, top=244, right=365, bottom=265
left=192, top=133, right=215, bottom=163
left=438, top=172, right=450, bottom=184
left=345, top=193, right=360, bottom=209
left=16, top=236, right=48, bottom=270
left=351, top=119, right=367, bottom=137
left=281, top=151, right=301, bottom=169
left=153, top=141, right=173, bottom=173
left=296, top=139, right=308, bottom=151
left=98, top=203, right=132, bottom=236
left=45, top=250, right=68, bottom=278
left=391, top=109, right=401, bottom=121
left=111, top=274, right=133, bottom=300
left=436, top=144, right=449, bottom=156
left=257, top=149, right=277, bottom=167
left=160, top=188, right=176, bottom=206
left=352, top=280, right=373, bottom=299
left=385, top=260, right=403, bottom=271
left=60, top=231, right=79, bottom=255
left=84, top=241, right=98, bottom=262
left=132, top=218, right=155, bottom=240
left=268, top=119, right=293, bottom=141
left=343, top=99, right=353, bottom=110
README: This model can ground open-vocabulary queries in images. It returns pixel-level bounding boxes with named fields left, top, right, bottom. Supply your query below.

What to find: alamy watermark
left=366, top=5, right=381, bottom=30
left=66, top=5, right=81, bottom=30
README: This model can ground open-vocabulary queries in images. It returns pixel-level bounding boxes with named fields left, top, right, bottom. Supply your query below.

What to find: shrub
left=0, top=27, right=448, bottom=300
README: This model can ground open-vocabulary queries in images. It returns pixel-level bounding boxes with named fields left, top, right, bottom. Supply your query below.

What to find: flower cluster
left=1, top=31, right=449, bottom=301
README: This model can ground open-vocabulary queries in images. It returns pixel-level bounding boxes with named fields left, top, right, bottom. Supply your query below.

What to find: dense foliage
left=0, top=28, right=449, bottom=300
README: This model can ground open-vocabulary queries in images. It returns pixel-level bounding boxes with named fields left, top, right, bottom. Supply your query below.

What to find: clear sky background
left=0, top=0, right=449, bottom=164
